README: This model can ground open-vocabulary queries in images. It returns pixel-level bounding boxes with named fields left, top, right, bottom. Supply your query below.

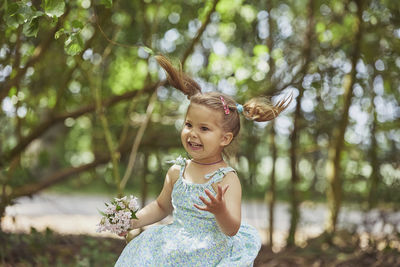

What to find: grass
left=1, top=228, right=124, bottom=267
left=2, top=228, right=399, bottom=266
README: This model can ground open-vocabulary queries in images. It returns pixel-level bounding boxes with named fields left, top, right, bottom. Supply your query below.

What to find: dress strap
left=204, top=167, right=236, bottom=184
left=166, top=155, right=187, bottom=178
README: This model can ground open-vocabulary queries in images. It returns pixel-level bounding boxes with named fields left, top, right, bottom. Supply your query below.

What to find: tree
left=325, top=0, right=365, bottom=235
left=1, top=0, right=399, bottom=247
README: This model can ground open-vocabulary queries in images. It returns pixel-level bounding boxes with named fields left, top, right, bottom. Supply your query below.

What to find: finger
left=118, top=232, right=127, bottom=237
left=217, top=185, right=223, bottom=201
left=199, top=196, right=211, bottom=206
left=204, top=189, right=217, bottom=202
left=222, top=184, right=229, bottom=195
left=194, top=204, right=208, bottom=211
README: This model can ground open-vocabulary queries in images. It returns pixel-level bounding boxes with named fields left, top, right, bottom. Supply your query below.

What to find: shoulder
left=213, top=170, right=241, bottom=195
left=166, top=164, right=181, bottom=184
left=212, top=169, right=242, bottom=201
left=219, top=170, right=240, bottom=187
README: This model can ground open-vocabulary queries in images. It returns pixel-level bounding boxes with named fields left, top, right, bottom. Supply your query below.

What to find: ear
left=220, top=132, right=234, bottom=147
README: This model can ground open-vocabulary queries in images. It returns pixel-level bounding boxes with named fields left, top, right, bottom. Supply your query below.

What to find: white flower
left=105, top=205, right=116, bottom=215
left=97, top=195, right=139, bottom=235
left=129, top=196, right=139, bottom=211
left=115, top=196, right=127, bottom=202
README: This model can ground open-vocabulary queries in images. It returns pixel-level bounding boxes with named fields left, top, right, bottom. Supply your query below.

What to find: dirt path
left=3, top=193, right=397, bottom=251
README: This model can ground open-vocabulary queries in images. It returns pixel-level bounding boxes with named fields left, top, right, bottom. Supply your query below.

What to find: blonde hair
left=155, top=55, right=292, bottom=139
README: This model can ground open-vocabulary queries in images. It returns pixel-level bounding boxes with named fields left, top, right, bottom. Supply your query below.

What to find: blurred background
left=1, top=0, right=399, bottom=265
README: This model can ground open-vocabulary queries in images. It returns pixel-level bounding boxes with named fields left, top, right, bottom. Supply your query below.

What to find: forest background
left=1, top=0, right=399, bottom=265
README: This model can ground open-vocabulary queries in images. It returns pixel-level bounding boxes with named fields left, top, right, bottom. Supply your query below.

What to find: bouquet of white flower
left=97, top=195, right=140, bottom=235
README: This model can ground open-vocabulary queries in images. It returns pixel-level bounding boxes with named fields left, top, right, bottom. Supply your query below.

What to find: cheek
left=181, top=129, right=187, bottom=141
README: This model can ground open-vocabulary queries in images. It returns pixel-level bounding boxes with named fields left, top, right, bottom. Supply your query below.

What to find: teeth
left=189, top=141, right=202, bottom=147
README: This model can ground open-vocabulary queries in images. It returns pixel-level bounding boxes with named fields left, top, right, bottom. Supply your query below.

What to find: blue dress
left=115, top=156, right=261, bottom=266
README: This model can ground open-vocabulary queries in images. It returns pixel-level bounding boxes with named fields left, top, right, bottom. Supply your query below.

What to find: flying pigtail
left=155, top=55, right=202, bottom=98
left=242, top=93, right=293, bottom=122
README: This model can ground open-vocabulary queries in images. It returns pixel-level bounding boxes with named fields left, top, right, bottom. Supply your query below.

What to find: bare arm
left=195, top=172, right=242, bottom=236
left=129, top=165, right=179, bottom=229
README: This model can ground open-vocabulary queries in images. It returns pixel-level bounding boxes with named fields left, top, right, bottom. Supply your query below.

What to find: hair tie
left=236, top=103, right=243, bottom=114
left=220, top=96, right=230, bottom=115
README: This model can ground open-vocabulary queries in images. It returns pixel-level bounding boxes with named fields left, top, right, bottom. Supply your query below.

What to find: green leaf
left=6, top=2, right=25, bottom=28
left=23, top=17, right=40, bottom=37
left=54, top=28, right=65, bottom=39
left=141, top=46, right=154, bottom=55
left=253, top=45, right=268, bottom=56
left=6, top=1, right=19, bottom=16
left=99, top=0, right=113, bottom=8
left=44, top=0, right=65, bottom=18
left=71, top=20, right=84, bottom=29
left=316, top=22, right=326, bottom=34
left=8, top=87, right=17, bottom=97
left=24, top=8, right=44, bottom=22
left=64, top=34, right=84, bottom=56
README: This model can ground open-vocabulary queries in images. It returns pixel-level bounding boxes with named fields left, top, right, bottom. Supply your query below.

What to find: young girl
left=115, top=55, right=291, bottom=266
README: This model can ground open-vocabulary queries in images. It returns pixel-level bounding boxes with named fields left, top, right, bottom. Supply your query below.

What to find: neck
left=191, top=158, right=224, bottom=166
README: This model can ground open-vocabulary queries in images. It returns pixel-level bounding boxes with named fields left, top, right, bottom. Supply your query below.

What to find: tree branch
left=11, top=155, right=110, bottom=198
left=119, top=91, right=157, bottom=190
left=265, top=0, right=275, bottom=84
left=263, top=2, right=314, bottom=96
left=8, top=108, right=182, bottom=199
left=0, top=82, right=161, bottom=167
left=0, top=8, right=70, bottom=104
left=53, top=35, right=96, bottom=112
left=118, top=0, right=220, bottom=189
left=88, top=25, right=124, bottom=196
left=181, top=0, right=220, bottom=66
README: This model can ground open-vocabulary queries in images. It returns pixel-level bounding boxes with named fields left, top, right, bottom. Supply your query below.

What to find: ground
left=1, top=228, right=399, bottom=266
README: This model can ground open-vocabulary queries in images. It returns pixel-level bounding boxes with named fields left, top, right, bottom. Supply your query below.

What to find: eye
left=185, top=122, right=192, bottom=128
left=201, top=126, right=209, bottom=131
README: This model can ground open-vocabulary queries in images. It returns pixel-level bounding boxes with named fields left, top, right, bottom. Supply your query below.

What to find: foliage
left=0, top=228, right=123, bottom=266
left=1, top=227, right=399, bottom=266
left=255, top=229, right=400, bottom=266
left=0, top=0, right=399, bottom=231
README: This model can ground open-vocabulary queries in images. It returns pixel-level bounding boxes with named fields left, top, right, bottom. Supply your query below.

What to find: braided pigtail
left=242, top=93, right=293, bottom=122
left=155, top=55, right=202, bottom=98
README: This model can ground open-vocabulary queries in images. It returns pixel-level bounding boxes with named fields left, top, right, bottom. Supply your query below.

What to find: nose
left=188, top=128, right=198, bottom=139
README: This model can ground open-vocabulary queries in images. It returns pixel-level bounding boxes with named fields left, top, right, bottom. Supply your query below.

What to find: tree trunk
left=248, top=130, right=258, bottom=186
left=287, top=89, right=302, bottom=246
left=325, top=0, right=364, bottom=235
left=266, top=122, right=277, bottom=248
left=264, top=0, right=276, bottom=249
left=368, top=78, right=379, bottom=209
left=286, top=0, right=314, bottom=247
left=141, top=153, right=149, bottom=209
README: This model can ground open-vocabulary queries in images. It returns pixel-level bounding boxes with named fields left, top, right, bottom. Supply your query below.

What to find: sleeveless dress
left=115, top=156, right=261, bottom=267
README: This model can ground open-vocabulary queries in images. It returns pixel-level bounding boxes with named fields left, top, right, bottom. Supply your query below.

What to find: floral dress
left=115, top=156, right=261, bottom=267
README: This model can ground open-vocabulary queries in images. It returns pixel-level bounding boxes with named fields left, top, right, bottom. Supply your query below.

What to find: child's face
left=181, top=103, right=232, bottom=161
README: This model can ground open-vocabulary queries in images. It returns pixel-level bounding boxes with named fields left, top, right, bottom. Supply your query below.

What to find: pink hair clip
left=220, top=96, right=230, bottom=115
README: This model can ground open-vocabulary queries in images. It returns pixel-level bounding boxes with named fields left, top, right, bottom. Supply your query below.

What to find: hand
left=118, top=231, right=128, bottom=237
left=194, top=184, right=229, bottom=215
left=118, top=218, right=137, bottom=237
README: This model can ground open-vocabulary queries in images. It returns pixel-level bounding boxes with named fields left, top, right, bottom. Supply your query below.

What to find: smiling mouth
left=188, top=141, right=203, bottom=149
